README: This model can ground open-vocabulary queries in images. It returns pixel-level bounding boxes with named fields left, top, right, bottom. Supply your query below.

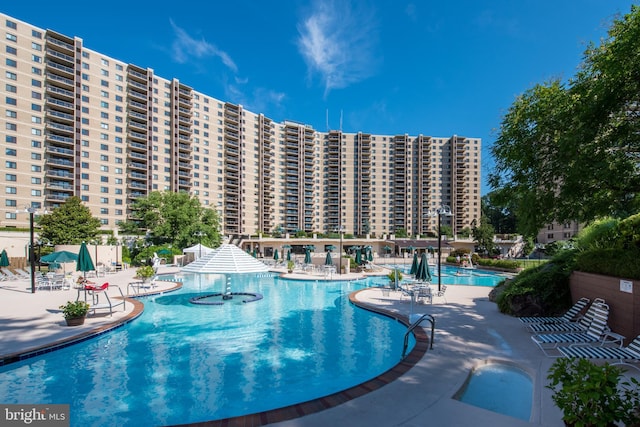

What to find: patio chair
left=88, top=285, right=126, bottom=317
left=519, top=297, right=590, bottom=324
left=531, top=302, right=610, bottom=357
left=526, top=299, right=604, bottom=333
left=558, top=334, right=640, bottom=372
left=11, top=268, right=30, bottom=279
left=433, top=285, right=447, bottom=304
left=1, top=268, right=25, bottom=281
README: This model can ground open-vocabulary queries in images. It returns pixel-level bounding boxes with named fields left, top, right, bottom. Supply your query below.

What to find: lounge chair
left=531, top=302, right=610, bottom=356
left=519, top=297, right=590, bottom=324
left=558, top=335, right=640, bottom=371
left=14, top=268, right=32, bottom=279
left=526, top=299, right=604, bottom=333
left=1, top=268, right=26, bottom=281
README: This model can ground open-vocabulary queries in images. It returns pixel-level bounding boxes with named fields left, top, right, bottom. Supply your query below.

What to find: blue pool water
left=386, top=264, right=508, bottom=287
left=0, top=274, right=409, bottom=426
left=456, top=363, right=533, bottom=421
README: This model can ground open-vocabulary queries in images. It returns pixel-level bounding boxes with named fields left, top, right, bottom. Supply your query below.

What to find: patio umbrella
left=325, top=251, right=333, bottom=266
left=409, top=252, right=419, bottom=275
left=273, top=249, right=279, bottom=261
left=158, top=248, right=172, bottom=255
left=286, top=249, right=291, bottom=261
left=40, top=251, right=78, bottom=275
left=0, top=249, right=9, bottom=267
left=77, top=242, right=95, bottom=278
left=355, top=246, right=362, bottom=265
left=415, top=253, right=432, bottom=282
left=252, top=248, right=257, bottom=258
left=304, top=247, right=312, bottom=264
left=40, top=250, right=78, bottom=264
left=367, top=246, right=373, bottom=262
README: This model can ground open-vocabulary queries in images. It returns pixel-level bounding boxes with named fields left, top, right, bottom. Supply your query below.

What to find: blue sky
left=4, top=1, right=637, bottom=195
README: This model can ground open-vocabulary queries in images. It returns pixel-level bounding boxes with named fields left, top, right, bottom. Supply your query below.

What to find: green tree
left=38, top=196, right=101, bottom=245
left=119, top=191, right=222, bottom=249
left=482, top=193, right=516, bottom=235
left=490, top=6, right=640, bottom=236
left=472, top=216, right=496, bottom=257
left=394, top=228, right=408, bottom=238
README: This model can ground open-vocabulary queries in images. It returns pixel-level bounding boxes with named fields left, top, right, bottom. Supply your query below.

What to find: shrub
left=548, top=357, right=640, bottom=427
left=59, top=300, right=90, bottom=319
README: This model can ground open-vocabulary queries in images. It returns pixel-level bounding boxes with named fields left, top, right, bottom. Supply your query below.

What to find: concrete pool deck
left=0, top=263, right=603, bottom=426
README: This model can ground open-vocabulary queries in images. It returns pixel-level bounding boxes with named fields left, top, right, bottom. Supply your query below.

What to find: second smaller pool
left=454, top=362, right=533, bottom=421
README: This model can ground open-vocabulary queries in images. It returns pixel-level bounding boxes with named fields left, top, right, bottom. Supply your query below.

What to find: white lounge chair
left=1, top=268, right=26, bottom=281
left=519, top=297, right=590, bottom=324
left=14, top=268, right=32, bottom=279
left=531, top=302, right=610, bottom=356
left=526, top=299, right=604, bottom=334
left=559, top=335, right=640, bottom=372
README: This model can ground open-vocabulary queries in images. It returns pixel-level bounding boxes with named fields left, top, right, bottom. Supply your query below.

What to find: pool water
left=456, top=363, right=533, bottom=421
left=386, top=264, right=507, bottom=287
left=0, top=274, right=410, bottom=426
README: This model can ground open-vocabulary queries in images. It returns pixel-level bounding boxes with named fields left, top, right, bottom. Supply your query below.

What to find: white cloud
left=296, top=0, right=379, bottom=95
left=169, top=19, right=238, bottom=73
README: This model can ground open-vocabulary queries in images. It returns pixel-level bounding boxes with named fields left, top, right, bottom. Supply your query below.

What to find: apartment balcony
left=46, top=133, right=74, bottom=146
left=46, top=121, right=74, bottom=135
left=46, top=145, right=74, bottom=158
left=46, top=85, right=74, bottom=101
left=127, top=68, right=148, bottom=83
left=46, top=109, right=73, bottom=123
left=128, top=99, right=147, bottom=113
left=46, top=97, right=74, bottom=112
left=45, top=169, right=73, bottom=179
left=46, top=60, right=74, bottom=78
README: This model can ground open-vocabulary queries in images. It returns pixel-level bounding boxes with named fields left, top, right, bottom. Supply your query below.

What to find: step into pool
left=454, top=361, right=533, bottom=421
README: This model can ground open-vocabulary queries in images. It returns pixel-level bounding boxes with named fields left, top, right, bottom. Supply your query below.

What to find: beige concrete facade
left=1, top=13, right=481, bottom=240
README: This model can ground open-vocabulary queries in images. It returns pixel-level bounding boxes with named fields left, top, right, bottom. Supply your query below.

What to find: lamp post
left=115, top=241, right=120, bottom=271
left=425, top=205, right=453, bottom=292
left=337, top=225, right=345, bottom=274
left=194, top=231, right=206, bottom=258
left=17, top=207, right=45, bottom=294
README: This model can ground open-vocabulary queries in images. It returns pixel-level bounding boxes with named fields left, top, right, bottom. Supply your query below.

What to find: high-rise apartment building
left=1, top=13, right=481, bottom=238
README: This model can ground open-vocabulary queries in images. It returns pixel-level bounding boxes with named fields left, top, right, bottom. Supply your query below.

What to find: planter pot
left=65, top=316, right=86, bottom=326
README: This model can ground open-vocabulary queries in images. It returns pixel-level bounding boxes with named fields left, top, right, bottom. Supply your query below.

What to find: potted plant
left=59, top=300, right=90, bottom=326
left=547, top=357, right=640, bottom=426
left=287, top=260, right=295, bottom=273
left=387, top=269, right=403, bottom=290
left=135, top=265, right=155, bottom=283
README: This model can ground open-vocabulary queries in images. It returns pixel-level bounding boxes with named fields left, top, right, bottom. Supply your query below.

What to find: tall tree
left=482, top=192, right=517, bottom=235
left=38, top=196, right=101, bottom=245
left=119, top=191, right=222, bottom=248
left=472, top=216, right=496, bottom=257
left=490, top=6, right=640, bottom=236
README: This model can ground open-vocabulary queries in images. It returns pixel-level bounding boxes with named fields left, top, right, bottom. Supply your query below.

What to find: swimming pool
left=385, top=264, right=508, bottom=287
left=0, top=274, right=410, bottom=426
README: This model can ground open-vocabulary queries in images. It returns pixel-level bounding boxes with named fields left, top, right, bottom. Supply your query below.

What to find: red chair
left=86, top=282, right=109, bottom=304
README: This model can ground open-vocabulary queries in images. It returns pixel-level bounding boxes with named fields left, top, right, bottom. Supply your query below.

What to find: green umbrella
left=410, top=252, right=419, bottom=275
left=286, top=249, right=291, bottom=261
left=0, top=249, right=9, bottom=267
left=304, top=247, right=312, bottom=264
left=354, top=246, right=362, bottom=265
left=274, top=249, right=279, bottom=261
left=325, top=252, right=333, bottom=266
left=40, top=250, right=78, bottom=263
left=77, top=242, right=95, bottom=278
left=415, top=253, right=432, bottom=282
left=252, top=248, right=257, bottom=258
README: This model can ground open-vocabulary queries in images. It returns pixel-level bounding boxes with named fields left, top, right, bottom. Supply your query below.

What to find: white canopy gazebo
left=181, top=244, right=269, bottom=274
left=182, top=243, right=214, bottom=260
